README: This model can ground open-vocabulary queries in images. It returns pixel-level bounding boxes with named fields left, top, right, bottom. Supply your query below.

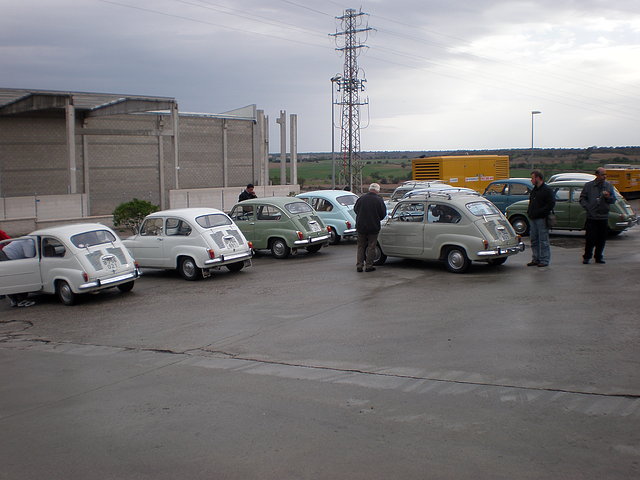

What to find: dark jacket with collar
left=527, top=182, right=555, bottom=220
left=354, top=192, right=387, bottom=234
left=579, top=179, right=615, bottom=220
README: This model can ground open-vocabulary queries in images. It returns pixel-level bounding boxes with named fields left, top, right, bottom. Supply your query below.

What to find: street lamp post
left=530, top=110, right=541, bottom=169
left=330, top=74, right=342, bottom=190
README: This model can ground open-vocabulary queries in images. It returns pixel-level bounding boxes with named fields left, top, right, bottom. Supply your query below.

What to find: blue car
left=297, top=190, right=358, bottom=244
left=482, top=178, right=532, bottom=212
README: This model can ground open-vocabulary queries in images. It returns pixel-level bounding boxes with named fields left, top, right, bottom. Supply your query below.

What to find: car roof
left=29, top=223, right=116, bottom=237
left=233, top=196, right=309, bottom=208
left=488, top=178, right=531, bottom=184
left=547, top=179, right=590, bottom=187
left=297, top=190, right=359, bottom=200
left=147, top=207, right=225, bottom=217
left=398, top=192, right=486, bottom=203
left=548, top=173, right=595, bottom=181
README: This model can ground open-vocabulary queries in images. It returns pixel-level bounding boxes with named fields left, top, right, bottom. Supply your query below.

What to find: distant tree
left=113, top=198, right=159, bottom=234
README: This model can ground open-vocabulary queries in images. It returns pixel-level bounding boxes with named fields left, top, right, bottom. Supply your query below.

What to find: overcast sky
left=2, top=0, right=639, bottom=152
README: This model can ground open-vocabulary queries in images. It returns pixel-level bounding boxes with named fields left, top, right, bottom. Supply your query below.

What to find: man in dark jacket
left=238, top=184, right=257, bottom=202
left=526, top=170, right=556, bottom=267
left=579, top=167, right=615, bottom=264
left=353, top=183, right=387, bottom=272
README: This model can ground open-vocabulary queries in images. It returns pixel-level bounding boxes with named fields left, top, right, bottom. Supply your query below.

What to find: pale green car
left=229, top=197, right=331, bottom=258
left=374, top=192, right=525, bottom=273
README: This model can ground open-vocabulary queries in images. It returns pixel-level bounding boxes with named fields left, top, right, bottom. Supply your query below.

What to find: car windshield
left=285, top=202, right=313, bottom=214
left=336, top=194, right=358, bottom=206
left=71, top=230, right=117, bottom=248
left=466, top=201, right=500, bottom=217
left=196, top=214, right=232, bottom=228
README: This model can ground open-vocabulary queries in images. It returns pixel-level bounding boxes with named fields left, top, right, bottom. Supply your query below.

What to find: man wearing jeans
left=526, top=170, right=555, bottom=267
left=354, top=183, right=387, bottom=272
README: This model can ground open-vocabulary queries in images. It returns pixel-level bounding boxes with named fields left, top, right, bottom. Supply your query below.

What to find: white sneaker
left=17, top=300, right=35, bottom=307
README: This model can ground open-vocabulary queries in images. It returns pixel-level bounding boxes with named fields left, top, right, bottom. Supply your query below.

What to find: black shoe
left=356, top=267, right=363, bottom=272
left=527, top=261, right=539, bottom=266
left=537, top=263, right=548, bottom=267
left=364, top=267, right=376, bottom=272
left=595, top=259, right=606, bottom=264
left=582, top=259, right=590, bottom=264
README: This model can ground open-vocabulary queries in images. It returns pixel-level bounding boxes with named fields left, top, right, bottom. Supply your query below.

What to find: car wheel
left=445, top=247, right=470, bottom=273
left=372, top=243, right=387, bottom=265
left=329, top=227, right=341, bottom=245
left=487, top=257, right=508, bottom=266
left=117, top=281, right=135, bottom=293
left=306, top=244, right=323, bottom=254
left=179, top=256, right=202, bottom=281
left=226, top=262, right=244, bottom=272
left=510, top=215, right=530, bottom=236
left=607, top=229, right=622, bottom=237
left=270, top=238, right=291, bottom=259
left=56, top=280, right=77, bottom=306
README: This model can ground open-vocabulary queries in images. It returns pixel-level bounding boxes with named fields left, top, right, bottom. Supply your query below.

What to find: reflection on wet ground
left=549, top=234, right=585, bottom=248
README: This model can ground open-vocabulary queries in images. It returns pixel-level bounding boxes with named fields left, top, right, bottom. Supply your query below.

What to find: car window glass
left=42, top=237, right=66, bottom=257
left=140, top=218, right=164, bottom=236
left=166, top=218, right=193, bottom=236
left=466, top=201, right=500, bottom=216
left=230, top=205, right=254, bottom=221
left=554, top=187, right=570, bottom=202
left=71, top=230, right=117, bottom=247
left=315, top=199, right=333, bottom=212
left=285, top=202, right=313, bottom=214
left=510, top=183, right=530, bottom=195
left=392, top=203, right=424, bottom=222
left=485, top=183, right=506, bottom=195
left=428, top=204, right=461, bottom=224
left=336, top=194, right=358, bottom=206
left=257, top=205, right=282, bottom=221
left=196, top=214, right=232, bottom=228
left=0, top=238, right=36, bottom=260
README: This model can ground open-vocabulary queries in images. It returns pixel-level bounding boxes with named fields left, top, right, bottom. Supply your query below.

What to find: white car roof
left=147, top=207, right=226, bottom=218
left=29, top=223, right=116, bottom=237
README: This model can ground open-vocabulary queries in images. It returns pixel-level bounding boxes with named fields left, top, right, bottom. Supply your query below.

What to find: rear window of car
left=466, top=201, right=500, bottom=217
left=196, top=214, right=232, bottom=228
left=336, top=194, right=358, bottom=206
left=71, top=230, right=117, bottom=248
left=285, top=202, right=313, bottom=214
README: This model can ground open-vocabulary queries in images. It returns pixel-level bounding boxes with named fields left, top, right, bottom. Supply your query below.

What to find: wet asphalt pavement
left=1, top=209, right=639, bottom=479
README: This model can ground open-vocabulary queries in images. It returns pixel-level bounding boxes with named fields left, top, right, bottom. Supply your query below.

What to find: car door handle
left=249, top=222, right=255, bottom=225
left=157, top=237, right=163, bottom=241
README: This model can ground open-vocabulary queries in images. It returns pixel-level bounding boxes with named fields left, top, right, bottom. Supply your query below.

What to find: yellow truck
left=412, top=155, right=510, bottom=193
left=604, top=164, right=640, bottom=199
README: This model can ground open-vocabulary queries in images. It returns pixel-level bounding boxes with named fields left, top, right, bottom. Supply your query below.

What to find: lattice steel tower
left=330, top=8, right=371, bottom=192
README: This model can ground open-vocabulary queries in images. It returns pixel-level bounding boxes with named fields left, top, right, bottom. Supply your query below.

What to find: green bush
left=113, top=198, right=159, bottom=234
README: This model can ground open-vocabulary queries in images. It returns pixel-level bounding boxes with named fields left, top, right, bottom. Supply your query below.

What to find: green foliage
left=113, top=198, right=159, bottom=234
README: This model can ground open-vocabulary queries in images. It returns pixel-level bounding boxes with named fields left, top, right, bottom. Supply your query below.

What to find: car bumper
left=476, top=242, right=525, bottom=257
left=204, top=251, right=253, bottom=266
left=342, top=228, right=357, bottom=236
left=614, top=219, right=636, bottom=229
left=294, top=234, right=331, bottom=245
left=80, top=268, right=140, bottom=290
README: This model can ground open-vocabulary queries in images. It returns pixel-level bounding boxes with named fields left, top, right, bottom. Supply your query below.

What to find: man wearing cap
left=353, top=183, right=387, bottom=272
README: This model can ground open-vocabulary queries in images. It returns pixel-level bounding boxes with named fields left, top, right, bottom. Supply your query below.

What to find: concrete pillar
left=171, top=102, right=180, bottom=190
left=276, top=110, right=286, bottom=184
left=263, top=114, right=270, bottom=185
left=157, top=115, right=166, bottom=209
left=222, top=119, right=228, bottom=187
left=65, top=99, right=77, bottom=194
left=290, top=114, right=298, bottom=186
left=82, top=133, right=90, bottom=215
left=256, top=110, right=266, bottom=186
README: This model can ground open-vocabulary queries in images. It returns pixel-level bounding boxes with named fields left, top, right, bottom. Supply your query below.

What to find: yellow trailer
left=604, top=164, right=640, bottom=199
left=412, top=155, right=510, bottom=193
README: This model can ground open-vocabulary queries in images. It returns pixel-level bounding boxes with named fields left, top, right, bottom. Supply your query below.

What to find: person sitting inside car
left=431, top=205, right=461, bottom=224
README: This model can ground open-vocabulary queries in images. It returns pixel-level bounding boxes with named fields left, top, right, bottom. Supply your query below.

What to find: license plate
left=309, top=221, right=321, bottom=232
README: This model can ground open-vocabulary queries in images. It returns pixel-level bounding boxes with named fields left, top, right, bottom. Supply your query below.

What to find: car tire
left=445, top=247, right=470, bottom=273
left=179, top=256, right=202, bottom=281
left=509, top=215, right=530, bottom=236
left=487, top=257, right=508, bottom=266
left=270, top=238, right=291, bottom=259
left=56, top=280, right=78, bottom=306
left=607, top=229, right=622, bottom=237
left=306, top=244, right=323, bottom=254
left=117, top=281, right=135, bottom=293
left=372, top=243, right=387, bottom=265
left=329, top=227, right=341, bottom=245
left=226, top=262, right=244, bottom=272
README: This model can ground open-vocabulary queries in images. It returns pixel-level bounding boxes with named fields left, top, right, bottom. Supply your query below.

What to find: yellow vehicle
left=604, top=164, right=640, bottom=199
left=412, top=155, right=510, bottom=193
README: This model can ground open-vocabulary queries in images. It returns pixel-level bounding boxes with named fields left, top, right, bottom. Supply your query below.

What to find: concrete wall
left=169, top=185, right=301, bottom=212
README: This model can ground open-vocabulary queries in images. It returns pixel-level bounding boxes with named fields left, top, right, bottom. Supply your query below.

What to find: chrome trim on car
left=204, top=251, right=252, bottom=265
left=79, top=269, right=139, bottom=290
left=343, top=228, right=357, bottom=235
left=310, top=234, right=330, bottom=243
left=476, top=242, right=525, bottom=257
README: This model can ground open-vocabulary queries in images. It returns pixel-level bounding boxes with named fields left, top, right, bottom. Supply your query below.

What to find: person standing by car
left=354, top=183, right=387, bottom=272
left=0, top=237, right=36, bottom=307
left=527, top=170, right=555, bottom=267
left=238, top=184, right=257, bottom=202
left=579, top=167, right=616, bottom=264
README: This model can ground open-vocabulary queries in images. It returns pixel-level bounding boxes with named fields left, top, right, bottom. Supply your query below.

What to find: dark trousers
left=584, top=218, right=608, bottom=260
left=356, top=232, right=379, bottom=269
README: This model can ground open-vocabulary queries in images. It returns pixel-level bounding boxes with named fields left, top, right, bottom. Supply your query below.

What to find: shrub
left=113, top=198, right=159, bottom=234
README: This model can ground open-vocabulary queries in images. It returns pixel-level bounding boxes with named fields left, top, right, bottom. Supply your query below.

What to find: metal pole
left=331, top=79, right=335, bottom=190
left=530, top=110, right=541, bottom=169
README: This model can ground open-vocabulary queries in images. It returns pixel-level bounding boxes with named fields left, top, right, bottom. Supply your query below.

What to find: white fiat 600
left=123, top=208, right=252, bottom=280
left=0, top=223, right=140, bottom=305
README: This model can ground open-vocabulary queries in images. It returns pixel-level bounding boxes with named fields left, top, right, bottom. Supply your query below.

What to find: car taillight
left=346, top=221, right=352, bottom=229
left=482, top=239, right=489, bottom=250
left=297, top=231, right=304, bottom=240
left=82, top=272, right=89, bottom=282
left=134, top=261, right=140, bottom=269
left=208, top=249, right=215, bottom=259
left=248, top=241, right=253, bottom=249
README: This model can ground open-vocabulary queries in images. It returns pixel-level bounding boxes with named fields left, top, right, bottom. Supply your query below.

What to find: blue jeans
left=530, top=218, right=550, bottom=265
